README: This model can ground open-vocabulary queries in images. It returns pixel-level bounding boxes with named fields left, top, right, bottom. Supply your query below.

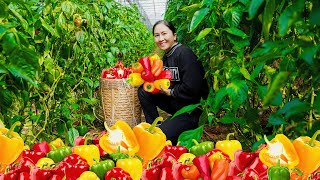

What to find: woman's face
left=153, top=23, right=177, bottom=52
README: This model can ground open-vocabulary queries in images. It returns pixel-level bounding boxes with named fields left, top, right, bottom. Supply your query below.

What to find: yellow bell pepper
left=133, top=117, right=166, bottom=161
left=259, top=134, right=299, bottom=168
left=149, top=54, right=161, bottom=67
left=0, top=121, right=24, bottom=172
left=74, top=144, right=100, bottom=166
left=49, top=138, right=65, bottom=148
left=99, top=120, right=139, bottom=155
left=127, top=73, right=145, bottom=87
left=178, top=153, right=196, bottom=164
left=76, top=171, right=99, bottom=180
left=36, top=157, right=55, bottom=169
left=116, top=157, right=142, bottom=180
left=154, top=79, right=170, bottom=90
left=293, top=130, right=320, bottom=174
left=215, top=133, right=242, bottom=160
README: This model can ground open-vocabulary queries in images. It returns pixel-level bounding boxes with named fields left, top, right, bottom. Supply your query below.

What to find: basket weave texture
left=100, top=78, right=141, bottom=127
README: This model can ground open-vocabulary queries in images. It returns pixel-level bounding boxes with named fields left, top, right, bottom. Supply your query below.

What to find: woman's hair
left=152, top=20, right=176, bottom=35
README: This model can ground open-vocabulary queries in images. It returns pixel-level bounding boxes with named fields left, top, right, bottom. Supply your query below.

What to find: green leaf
left=68, top=127, right=79, bottom=146
left=82, top=77, right=94, bottom=87
left=227, top=35, right=250, bottom=48
left=250, top=64, right=264, bottom=79
left=196, top=28, right=212, bottom=41
left=258, top=85, right=282, bottom=106
left=262, top=0, right=275, bottom=40
left=189, top=8, right=210, bottom=32
left=263, top=72, right=290, bottom=107
left=268, top=112, right=287, bottom=126
left=220, top=112, right=246, bottom=126
left=61, top=1, right=74, bottom=19
left=314, top=94, right=320, bottom=113
left=56, top=121, right=65, bottom=136
left=171, top=103, right=200, bottom=119
left=201, top=0, right=214, bottom=8
left=80, top=98, right=98, bottom=105
left=310, top=3, right=320, bottom=25
left=225, top=27, right=247, bottom=38
left=300, top=45, right=319, bottom=65
left=8, top=6, right=28, bottom=31
left=223, top=5, right=243, bottom=27
left=84, top=114, right=95, bottom=121
left=212, top=87, right=228, bottom=113
left=180, top=4, right=201, bottom=12
left=208, top=12, right=217, bottom=27
left=240, top=67, right=251, bottom=80
left=248, top=0, right=265, bottom=19
left=2, top=32, right=18, bottom=54
left=279, top=57, right=296, bottom=72
left=251, top=134, right=275, bottom=151
left=278, top=99, right=310, bottom=118
left=40, top=17, right=59, bottom=37
left=278, top=0, right=304, bottom=37
left=226, top=80, right=248, bottom=111
left=177, top=126, right=203, bottom=149
left=0, top=1, right=9, bottom=18
left=75, top=31, right=86, bottom=44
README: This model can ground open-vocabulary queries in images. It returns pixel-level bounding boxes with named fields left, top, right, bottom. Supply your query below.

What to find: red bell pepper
left=62, top=154, right=87, bottom=165
left=18, top=172, right=30, bottom=180
left=0, top=171, right=18, bottom=180
left=242, top=168, right=260, bottom=180
left=104, top=167, right=133, bottom=180
left=172, top=162, right=185, bottom=180
left=101, top=69, right=108, bottom=78
left=11, top=157, right=35, bottom=173
left=74, top=136, right=85, bottom=146
left=155, top=70, right=172, bottom=81
left=22, top=150, right=45, bottom=165
left=49, top=174, right=62, bottom=180
left=30, top=166, right=52, bottom=180
left=193, top=154, right=211, bottom=177
left=32, top=141, right=51, bottom=155
left=153, top=152, right=177, bottom=168
left=96, top=144, right=108, bottom=157
left=141, top=165, right=161, bottom=180
left=246, top=157, right=268, bottom=179
left=139, top=57, right=154, bottom=82
left=159, top=167, right=174, bottom=180
left=227, top=161, right=241, bottom=176
left=164, top=145, right=188, bottom=159
left=233, top=150, right=257, bottom=171
left=115, top=61, right=125, bottom=69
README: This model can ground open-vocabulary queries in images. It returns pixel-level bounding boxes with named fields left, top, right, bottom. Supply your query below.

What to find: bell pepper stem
left=226, top=133, right=234, bottom=140
left=7, top=121, right=21, bottom=138
left=291, top=167, right=303, bottom=176
left=148, top=117, right=163, bottom=133
left=309, top=130, right=320, bottom=147
left=192, top=139, right=199, bottom=145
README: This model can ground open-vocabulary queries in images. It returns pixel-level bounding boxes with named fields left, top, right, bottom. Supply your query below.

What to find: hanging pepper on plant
left=0, top=121, right=24, bottom=171
left=293, top=130, right=320, bottom=175
left=133, top=117, right=166, bottom=161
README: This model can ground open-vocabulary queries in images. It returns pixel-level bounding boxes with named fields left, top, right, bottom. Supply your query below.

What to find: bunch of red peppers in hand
left=101, top=61, right=132, bottom=79
left=127, top=54, right=172, bottom=94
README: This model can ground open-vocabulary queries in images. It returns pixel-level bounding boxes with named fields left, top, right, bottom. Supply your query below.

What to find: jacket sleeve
left=171, top=48, right=205, bottom=102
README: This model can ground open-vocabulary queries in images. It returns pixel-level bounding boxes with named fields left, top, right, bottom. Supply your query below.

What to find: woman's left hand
left=160, top=85, right=171, bottom=96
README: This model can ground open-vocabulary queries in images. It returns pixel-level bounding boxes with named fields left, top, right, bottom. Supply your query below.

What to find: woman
left=138, top=20, right=209, bottom=145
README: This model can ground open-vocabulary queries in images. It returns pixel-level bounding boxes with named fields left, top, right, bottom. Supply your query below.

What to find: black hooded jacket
left=163, top=43, right=209, bottom=104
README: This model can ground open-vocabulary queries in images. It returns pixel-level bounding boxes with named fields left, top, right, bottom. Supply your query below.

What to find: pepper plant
left=166, top=0, right=320, bottom=149
left=0, top=0, right=154, bottom=145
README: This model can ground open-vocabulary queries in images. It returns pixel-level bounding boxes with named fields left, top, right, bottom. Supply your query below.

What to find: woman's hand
left=159, top=85, right=171, bottom=96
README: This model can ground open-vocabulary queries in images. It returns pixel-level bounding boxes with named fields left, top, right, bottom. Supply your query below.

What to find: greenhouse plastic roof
left=116, top=0, right=168, bottom=29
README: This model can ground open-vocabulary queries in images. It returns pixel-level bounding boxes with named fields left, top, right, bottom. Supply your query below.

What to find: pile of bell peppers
left=101, top=61, right=132, bottom=79
left=1, top=118, right=320, bottom=180
left=127, top=54, right=172, bottom=94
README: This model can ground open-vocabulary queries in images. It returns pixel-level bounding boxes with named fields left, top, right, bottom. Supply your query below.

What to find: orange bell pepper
left=99, top=120, right=139, bottom=156
left=215, top=133, right=242, bottom=160
left=290, top=168, right=309, bottom=180
left=149, top=54, right=161, bottom=67
left=259, top=134, right=299, bottom=168
left=132, top=62, right=144, bottom=73
left=151, top=59, right=163, bottom=77
left=133, top=117, right=166, bottom=161
left=143, top=81, right=159, bottom=94
left=210, top=159, right=229, bottom=180
left=293, top=130, right=320, bottom=174
left=0, top=121, right=24, bottom=172
left=181, top=164, right=200, bottom=180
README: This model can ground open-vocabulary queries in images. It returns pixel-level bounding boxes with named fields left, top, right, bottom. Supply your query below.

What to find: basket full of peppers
left=127, top=54, right=172, bottom=94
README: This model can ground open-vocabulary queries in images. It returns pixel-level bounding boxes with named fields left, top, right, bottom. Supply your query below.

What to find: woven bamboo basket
left=100, top=78, right=141, bottom=127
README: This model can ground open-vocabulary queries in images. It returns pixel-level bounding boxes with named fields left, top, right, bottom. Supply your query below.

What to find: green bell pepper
left=46, top=146, right=72, bottom=162
left=76, top=125, right=88, bottom=136
left=89, top=159, right=115, bottom=179
left=189, top=139, right=214, bottom=156
left=267, top=161, right=290, bottom=180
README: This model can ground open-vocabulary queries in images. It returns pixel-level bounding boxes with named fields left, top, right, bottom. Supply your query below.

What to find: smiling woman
left=138, top=20, right=209, bottom=145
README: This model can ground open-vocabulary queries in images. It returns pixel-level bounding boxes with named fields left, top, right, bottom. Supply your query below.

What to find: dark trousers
left=138, top=86, right=200, bottom=145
